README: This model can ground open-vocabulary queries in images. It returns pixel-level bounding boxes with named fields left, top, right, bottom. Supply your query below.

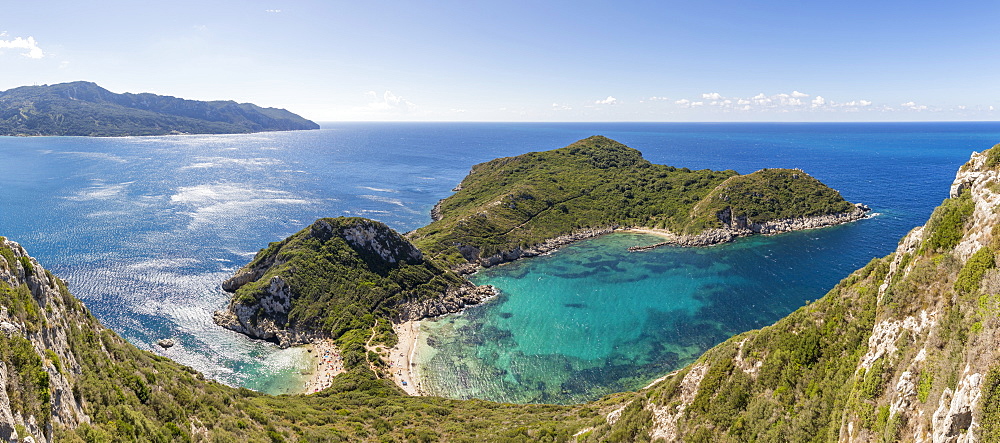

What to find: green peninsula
left=410, top=135, right=866, bottom=268
left=0, top=81, right=319, bottom=136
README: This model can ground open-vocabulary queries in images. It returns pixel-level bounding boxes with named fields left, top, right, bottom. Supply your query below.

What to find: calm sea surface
left=1, top=122, right=998, bottom=398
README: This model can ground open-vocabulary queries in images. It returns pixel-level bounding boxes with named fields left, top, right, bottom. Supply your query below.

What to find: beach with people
left=386, top=320, right=424, bottom=396
left=302, top=339, right=346, bottom=394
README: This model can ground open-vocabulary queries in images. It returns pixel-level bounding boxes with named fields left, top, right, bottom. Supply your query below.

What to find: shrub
left=955, top=247, right=995, bottom=294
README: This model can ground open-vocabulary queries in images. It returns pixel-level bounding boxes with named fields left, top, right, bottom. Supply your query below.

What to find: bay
left=0, top=122, right=997, bottom=397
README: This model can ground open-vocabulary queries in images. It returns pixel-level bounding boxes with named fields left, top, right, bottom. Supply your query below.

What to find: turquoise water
left=420, top=224, right=878, bottom=404
left=1, top=122, right=999, bottom=396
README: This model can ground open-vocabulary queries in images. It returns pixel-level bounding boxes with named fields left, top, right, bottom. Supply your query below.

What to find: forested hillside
left=0, top=81, right=319, bottom=136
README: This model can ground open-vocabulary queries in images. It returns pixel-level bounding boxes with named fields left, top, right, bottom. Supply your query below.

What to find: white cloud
left=702, top=92, right=723, bottom=100
left=840, top=100, right=872, bottom=107
left=691, top=101, right=704, bottom=107
left=674, top=99, right=691, bottom=105
left=552, top=103, right=571, bottom=111
left=647, top=96, right=670, bottom=101
left=265, top=9, right=282, bottom=13
left=791, top=91, right=810, bottom=98
left=364, top=90, right=416, bottom=112
left=737, top=99, right=751, bottom=105
left=595, top=96, right=618, bottom=105
left=0, top=36, right=44, bottom=59
left=811, top=96, right=826, bottom=107
left=901, top=101, right=928, bottom=111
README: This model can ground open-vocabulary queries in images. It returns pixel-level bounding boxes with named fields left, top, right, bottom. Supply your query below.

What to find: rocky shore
left=452, top=227, right=619, bottom=274
left=628, top=203, right=871, bottom=251
left=394, top=284, right=497, bottom=322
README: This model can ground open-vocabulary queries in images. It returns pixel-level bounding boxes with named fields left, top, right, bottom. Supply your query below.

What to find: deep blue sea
left=1, top=122, right=998, bottom=398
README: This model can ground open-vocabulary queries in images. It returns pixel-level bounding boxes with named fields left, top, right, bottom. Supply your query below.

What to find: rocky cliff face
left=213, top=274, right=324, bottom=348
left=0, top=239, right=87, bottom=443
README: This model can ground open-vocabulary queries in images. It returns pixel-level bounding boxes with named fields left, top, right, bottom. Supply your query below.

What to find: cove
left=416, top=224, right=876, bottom=404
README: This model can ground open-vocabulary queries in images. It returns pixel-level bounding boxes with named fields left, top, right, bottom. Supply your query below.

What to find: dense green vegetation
left=684, top=168, right=856, bottom=234
left=410, top=136, right=856, bottom=266
left=0, top=81, right=319, bottom=136
left=923, top=190, right=975, bottom=252
left=228, top=217, right=467, bottom=339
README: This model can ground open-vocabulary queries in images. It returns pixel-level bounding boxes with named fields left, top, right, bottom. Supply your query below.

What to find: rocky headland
left=213, top=217, right=485, bottom=348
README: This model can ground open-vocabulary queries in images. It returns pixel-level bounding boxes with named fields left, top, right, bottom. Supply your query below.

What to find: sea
left=1, top=122, right=998, bottom=400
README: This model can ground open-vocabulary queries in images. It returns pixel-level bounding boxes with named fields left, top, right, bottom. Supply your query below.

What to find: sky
left=1, top=0, right=998, bottom=122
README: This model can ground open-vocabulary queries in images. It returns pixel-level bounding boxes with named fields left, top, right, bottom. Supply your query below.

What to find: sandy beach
left=623, top=227, right=679, bottom=241
left=386, top=320, right=424, bottom=396
left=302, top=339, right=346, bottom=394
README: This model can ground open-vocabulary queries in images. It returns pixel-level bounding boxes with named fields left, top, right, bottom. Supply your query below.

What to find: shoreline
left=387, top=320, right=425, bottom=396
left=300, top=339, right=346, bottom=394
left=464, top=205, right=871, bottom=271
left=626, top=205, right=873, bottom=251
left=297, top=207, right=873, bottom=397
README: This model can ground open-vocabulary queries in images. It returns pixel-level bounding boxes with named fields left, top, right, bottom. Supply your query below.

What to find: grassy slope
left=410, top=136, right=856, bottom=267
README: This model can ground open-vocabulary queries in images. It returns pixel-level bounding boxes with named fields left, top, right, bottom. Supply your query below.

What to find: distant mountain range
left=0, top=81, right=319, bottom=136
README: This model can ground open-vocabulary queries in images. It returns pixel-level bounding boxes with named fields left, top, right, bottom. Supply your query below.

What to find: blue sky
left=2, top=0, right=998, bottom=122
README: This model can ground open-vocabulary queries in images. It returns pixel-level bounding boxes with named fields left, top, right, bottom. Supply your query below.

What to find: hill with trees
left=0, top=81, right=319, bottom=136
left=409, top=135, right=863, bottom=268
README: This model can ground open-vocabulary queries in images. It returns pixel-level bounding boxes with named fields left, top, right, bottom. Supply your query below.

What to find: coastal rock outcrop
left=395, top=284, right=497, bottom=321
left=215, top=217, right=468, bottom=347
left=213, top=275, right=324, bottom=348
